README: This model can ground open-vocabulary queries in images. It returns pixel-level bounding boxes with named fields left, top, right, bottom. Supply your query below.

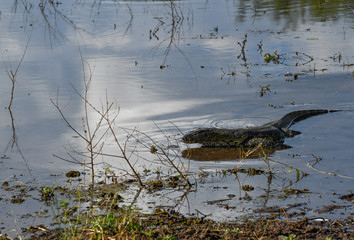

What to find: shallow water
left=0, top=0, right=353, bottom=234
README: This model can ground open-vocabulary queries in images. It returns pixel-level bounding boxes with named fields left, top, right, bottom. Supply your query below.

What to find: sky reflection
left=0, top=0, right=353, bottom=233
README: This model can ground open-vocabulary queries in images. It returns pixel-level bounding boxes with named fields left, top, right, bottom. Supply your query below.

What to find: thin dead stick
left=57, top=46, right=113, bottom=183
left=51, top=98, right=89, bottom=143
left=307, top=155, right=354, bottom=180
left=104, top=117, right=144, bottom=186
left=154, top=122, right=191, bottom=178
left=76, top=90, right=144, bottom=186
left=52, top=47, right=145, bottom=186
left=127, top=127, right=191, bottom=187
left=120, top=124, right=193, bottom=187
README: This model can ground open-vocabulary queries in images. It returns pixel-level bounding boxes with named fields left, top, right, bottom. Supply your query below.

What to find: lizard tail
left=277, top=109, right=334, bottom=129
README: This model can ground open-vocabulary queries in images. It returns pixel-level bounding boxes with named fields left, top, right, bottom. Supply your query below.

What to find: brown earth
left=28, top=211, right=353, bottom=240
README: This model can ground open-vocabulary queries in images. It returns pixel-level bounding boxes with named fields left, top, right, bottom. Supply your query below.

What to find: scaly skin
left=182, top=110, right=339, bottom=148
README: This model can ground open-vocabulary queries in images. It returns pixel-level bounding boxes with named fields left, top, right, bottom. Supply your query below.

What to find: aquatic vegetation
left=150, top=145, right=158, bottom=154
left=237, top=33, right=248, bottom=66
left=264, top=51, right=280, bottom=63
left=40, top=186, right=54, bottom=202
left=234, top=168, right=265, bottom=176
left=257, top=39, right=263, bottom=54
left=220, top=64, right=236, bottom=81
left=259, top=84, right=271, bottom=97
left=283, top=188, right=311, bottom=195
left=242, top=185, right=254, bottom=191
left=65, top=171, right=80, bottom=178
left=146, top=179, right=164, bottom=191
left=10, top=198, right=24, bottom=204
left=264, top=51, right=313, bottom=66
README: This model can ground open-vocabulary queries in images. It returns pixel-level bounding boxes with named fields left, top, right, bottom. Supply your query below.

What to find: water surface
left=0, top=0, right=353, bottom=234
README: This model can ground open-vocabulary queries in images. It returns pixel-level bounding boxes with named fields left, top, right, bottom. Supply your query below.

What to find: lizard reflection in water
left=182, top=109, right=340, bottom=149
left=181, top=147, right=277, bottom=161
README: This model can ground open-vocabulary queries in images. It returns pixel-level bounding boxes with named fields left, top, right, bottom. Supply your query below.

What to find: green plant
left=264, top=50, right=280, bottom=63
left=259, top=84, right=271, bottom=97
left=50, top=188, right=84, bottom=239
left=162, top=235, right=177, bottom=240
left=40, top=186, right=54, bottom=202
left=224, top=227, right=239, bottom=234
left=280, top=234, right=297, bottom=240
left=87, top=207, right=142, bottom=239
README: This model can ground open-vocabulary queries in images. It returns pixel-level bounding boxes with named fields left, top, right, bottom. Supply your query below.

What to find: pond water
left=0, top=0, right=353, bottom=234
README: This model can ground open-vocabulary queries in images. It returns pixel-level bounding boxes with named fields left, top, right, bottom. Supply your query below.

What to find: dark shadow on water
left=182, top=147, right=278, bottom=161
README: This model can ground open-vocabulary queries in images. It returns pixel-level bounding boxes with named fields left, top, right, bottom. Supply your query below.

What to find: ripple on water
left=135, top=115, right=273, bottom=146
left=210, top=117, right=266, bottom=129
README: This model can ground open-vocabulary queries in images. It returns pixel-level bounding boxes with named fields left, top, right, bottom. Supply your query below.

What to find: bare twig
left=51, top=48, right=110, bottom=184
left=124, top=125, right=192, bottom=187
left=52, top=48, right=145, bottom=186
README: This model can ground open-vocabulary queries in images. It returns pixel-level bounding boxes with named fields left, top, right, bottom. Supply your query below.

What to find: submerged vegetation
left=1, top=171, right=352, bottom=239
left=24, top=195, right=354, bottom=240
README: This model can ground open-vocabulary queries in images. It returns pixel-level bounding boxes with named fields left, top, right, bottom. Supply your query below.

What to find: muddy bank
left=29, top=210, right=354, bottom=240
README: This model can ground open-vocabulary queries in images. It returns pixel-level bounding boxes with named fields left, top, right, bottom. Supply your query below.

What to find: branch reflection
left=1, top=35, right=32, bottom=175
